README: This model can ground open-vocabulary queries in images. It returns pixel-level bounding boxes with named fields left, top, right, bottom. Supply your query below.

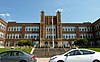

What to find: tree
left=74, top=38, right=88, bottom=47
left=25, top=40, right=32, bottom=46
left=17, top=40, right=32, bottom=46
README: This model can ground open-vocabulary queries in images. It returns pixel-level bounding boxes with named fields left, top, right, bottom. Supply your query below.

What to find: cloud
left=6, top=13, right=11, bottom=17
left=56, top=9, right=63, bottom=12
left=0, top=13, right=11, bottom=17
left=8, top=20, right=16, bottom=22
left=0, top=14, right=5, bottom=17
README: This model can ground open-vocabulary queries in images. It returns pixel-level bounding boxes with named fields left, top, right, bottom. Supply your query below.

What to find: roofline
left=0, top=18, right=7, bottom=24
left=92, top=18, right=100, bottom=25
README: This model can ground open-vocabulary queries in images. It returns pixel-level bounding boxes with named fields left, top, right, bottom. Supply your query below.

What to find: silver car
left=0, top=50, right=37, bottom=62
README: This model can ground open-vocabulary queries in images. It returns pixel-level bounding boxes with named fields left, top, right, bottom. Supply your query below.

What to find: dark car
left=0, top=50, right=37, bottom=62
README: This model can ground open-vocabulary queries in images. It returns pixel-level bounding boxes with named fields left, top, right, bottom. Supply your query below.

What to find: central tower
left=40, top=11, right=62, bottom=48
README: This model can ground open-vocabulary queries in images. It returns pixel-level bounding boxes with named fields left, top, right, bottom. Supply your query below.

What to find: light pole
left=52, top=16, right=54, bottom=48
left=67, top=38, right=70, bottom=47
left=34, top=38, right=36, bottom=47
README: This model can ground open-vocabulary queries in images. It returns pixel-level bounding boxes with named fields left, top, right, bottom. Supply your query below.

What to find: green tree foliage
left=17, top=40, right=32, bottom=46
left=25, top=40, right=32, bottom=46
left=74, top=38, right=88, bottom=47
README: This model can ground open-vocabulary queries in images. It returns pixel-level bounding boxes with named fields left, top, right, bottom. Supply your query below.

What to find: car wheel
left=57, top=60, right=64, bottom=62
left=93, top=60, right=100, bottom=62
left=20, top=60, right=27, bottom=62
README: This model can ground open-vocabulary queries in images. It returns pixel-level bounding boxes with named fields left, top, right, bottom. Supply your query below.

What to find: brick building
left=0, top=18, right=7, bottom=46
left=0, top=11, right=100, bottom=47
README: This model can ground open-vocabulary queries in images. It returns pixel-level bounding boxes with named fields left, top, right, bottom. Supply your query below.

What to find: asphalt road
left=37, top=58, right=50, bottom=62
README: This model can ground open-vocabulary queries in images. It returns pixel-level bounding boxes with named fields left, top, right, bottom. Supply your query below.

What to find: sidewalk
left=37, top=58, right=50, bottom=62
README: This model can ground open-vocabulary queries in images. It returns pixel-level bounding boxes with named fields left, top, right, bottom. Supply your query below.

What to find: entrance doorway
left=50, top=42, right=53, bottom=47
left=49, top=42, right=58, bottom=47
left=45, top=42, right=48, bottom=47
left=54, top=42, right=58, bottom=47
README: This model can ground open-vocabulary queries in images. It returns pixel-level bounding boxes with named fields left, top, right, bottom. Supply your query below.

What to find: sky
left=0, top=0, right=100, bottom=23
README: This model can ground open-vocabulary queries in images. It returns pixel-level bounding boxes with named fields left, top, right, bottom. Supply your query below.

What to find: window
left=80, top=50, right=95, bottom=55
left=79, top=26, right=92, bottom=32
left=33, top=41, right=39, bottom=47
left=66, top=50, right=81, bottom=56
left=62, top=26, right=75, bottom=31
left=63, top=41, right=69, bottom=47
left=6, top=41, right=12, bottom=46
left=8, top=26, right=22, bottom=31
left=46, top=25, right=56, bottom=32
left=46, top=34, right=56, bottom=39
left=0, top=51, right=11, bottom=56
left=11, top=51, right=24, bottom=56
left=25, top=34, right=39, bottom=39
left=0, top=23, right=6, bottom=30
left=25, top=26, right=39, bottom=31
left=7, top=34, right=21, bottom=39
left=0, top=32, right=4, bottom=38
left=14, top=41, right=19, bottom=46
left=79, top=34, right=93, bottom=38
left=63, top=34, right=76, bottom=39
left=0, top=41, right=3, bottom=46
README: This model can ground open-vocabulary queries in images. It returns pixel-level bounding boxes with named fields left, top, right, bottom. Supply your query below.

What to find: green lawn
left=85, top=48, right=100, bottom=52
left=0, top=47, right=32, bottom=53
left=0, top=47, right=100, bottom=54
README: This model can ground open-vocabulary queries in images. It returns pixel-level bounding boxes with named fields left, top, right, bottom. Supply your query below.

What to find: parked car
left=49, top=49, right=100, bottom=62
left=0, top=50, right=37, bottom=62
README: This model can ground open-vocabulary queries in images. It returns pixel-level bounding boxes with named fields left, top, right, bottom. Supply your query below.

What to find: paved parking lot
left=37, top=58, right=50, bottom=62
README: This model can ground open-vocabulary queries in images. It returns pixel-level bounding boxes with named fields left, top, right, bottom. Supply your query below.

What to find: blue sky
left=0, top=0, right=100, bottom=23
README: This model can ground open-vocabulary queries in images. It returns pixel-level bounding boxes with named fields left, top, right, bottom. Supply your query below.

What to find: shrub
left=17, top=40, right=32, bottom=46
left=74, top=38, right=88, bottom=47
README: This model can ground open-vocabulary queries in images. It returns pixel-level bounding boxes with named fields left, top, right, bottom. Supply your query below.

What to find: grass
left=0, top=47, right=32, bottom=53
left=0, top=47, right=100, bottom=54
left=85, top=48, right=100, bottom=52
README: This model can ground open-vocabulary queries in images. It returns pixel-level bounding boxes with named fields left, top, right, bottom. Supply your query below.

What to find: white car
left=49, top=49, right=100, bottom=62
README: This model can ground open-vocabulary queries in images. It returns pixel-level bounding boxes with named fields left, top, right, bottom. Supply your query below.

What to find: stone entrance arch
left=45, top=42, right=48, bottom=47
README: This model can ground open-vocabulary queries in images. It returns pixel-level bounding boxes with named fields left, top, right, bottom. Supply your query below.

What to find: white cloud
left=0, top=14, right=5, bottom=17
left=0, top=13, right=11, bottom=17
left=56, top=9, right=63, bottom=12
left=8, top=20, right=16, bottom=22
left=6, top=13, right=11, bottom=17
